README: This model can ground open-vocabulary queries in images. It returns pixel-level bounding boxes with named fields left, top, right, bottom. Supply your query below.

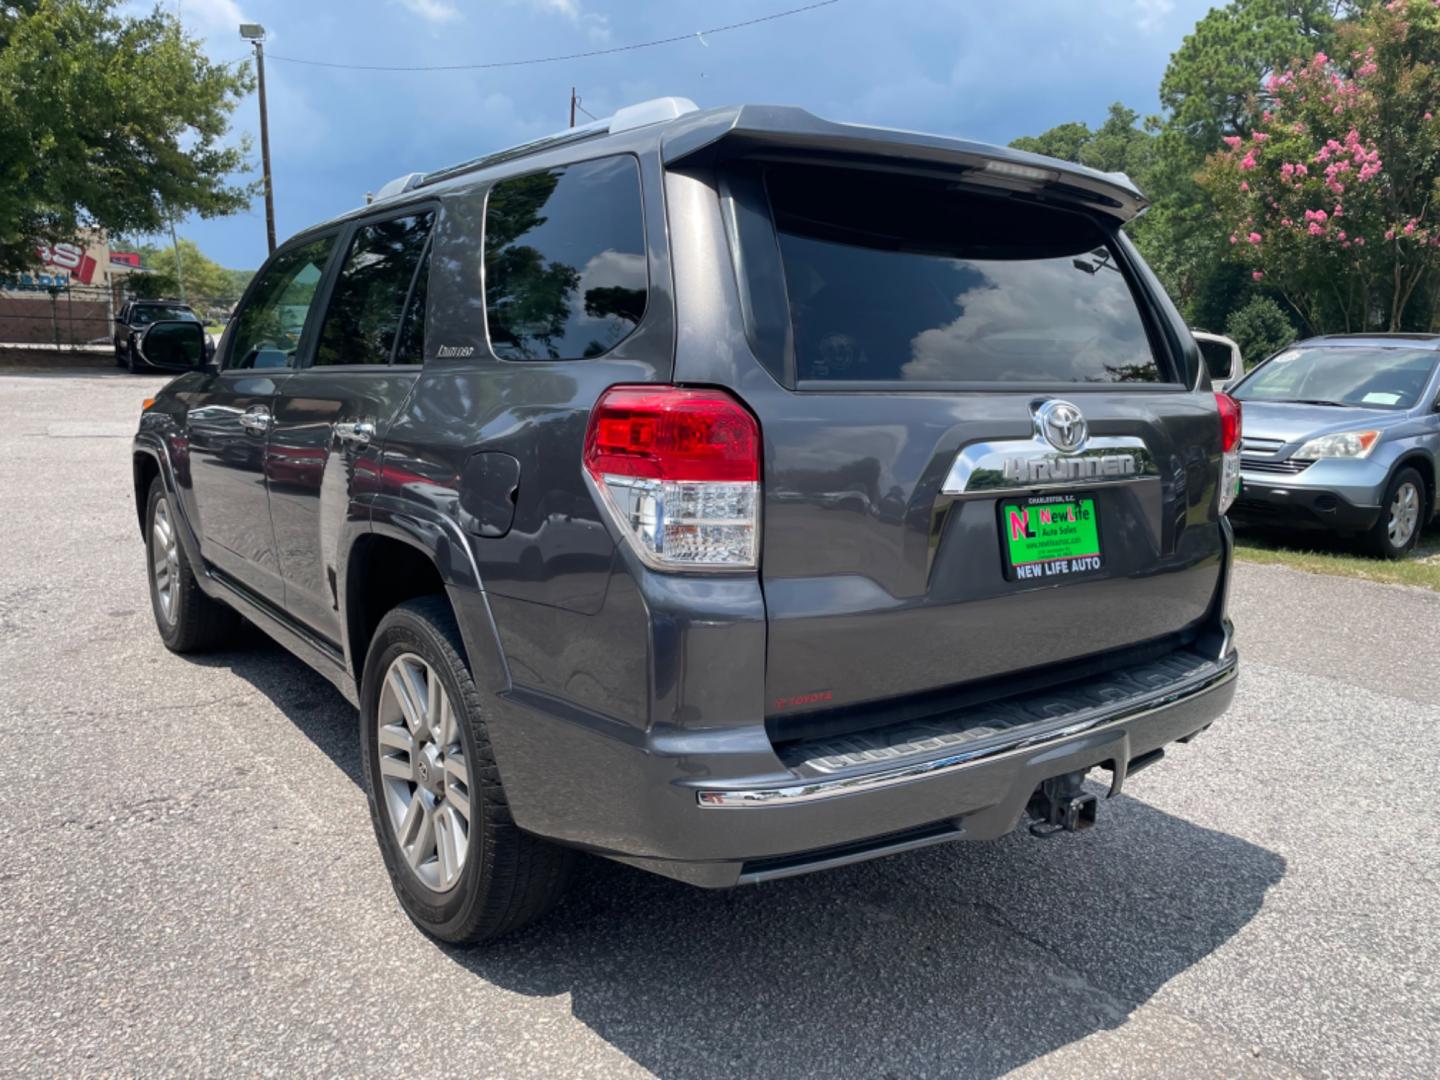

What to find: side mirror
left=139, top=320, right=207, bottom=371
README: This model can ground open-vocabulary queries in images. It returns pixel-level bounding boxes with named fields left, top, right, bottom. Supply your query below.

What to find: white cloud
left=178, top=0, right=247, bottom=33
left=1133, top=0, right=1175, bottom=34
left=391, top=0, right=463, bottom=24
left=514, top=0, right=610, bottom=42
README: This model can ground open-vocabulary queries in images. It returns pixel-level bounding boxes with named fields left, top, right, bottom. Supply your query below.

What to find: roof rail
left=391, top=96, right=698, bottom=193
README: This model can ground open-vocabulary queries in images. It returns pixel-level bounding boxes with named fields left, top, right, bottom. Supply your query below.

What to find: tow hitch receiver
left=1027, top=771, right=1098, bottom=838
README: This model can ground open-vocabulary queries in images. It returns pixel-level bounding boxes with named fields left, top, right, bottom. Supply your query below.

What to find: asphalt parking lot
left=2, top=368, right=1437, bottom=1079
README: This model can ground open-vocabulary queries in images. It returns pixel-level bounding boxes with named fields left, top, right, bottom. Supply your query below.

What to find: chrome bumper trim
left=695, top=660, right=1237, bottom=808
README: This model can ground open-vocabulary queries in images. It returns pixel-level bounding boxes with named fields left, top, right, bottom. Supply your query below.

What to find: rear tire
left=1363, top=467, right=1424, bottom=560
left=145, top=478, right=239, bottom=652
left=360, top=597, right=573, bottom=945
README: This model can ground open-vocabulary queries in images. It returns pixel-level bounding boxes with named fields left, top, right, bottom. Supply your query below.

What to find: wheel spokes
left=444, top=752, right=471, bottom=822
left=388, top=660, right=426, bottom=734
left=376, top=651, right=471, bottom=894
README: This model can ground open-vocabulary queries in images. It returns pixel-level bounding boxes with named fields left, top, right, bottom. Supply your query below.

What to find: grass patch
left=1234, top=519, right=1440, bottom=592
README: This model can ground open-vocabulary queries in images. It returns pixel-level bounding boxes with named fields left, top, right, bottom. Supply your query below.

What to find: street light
left=240, top=23, right=276, bottom=254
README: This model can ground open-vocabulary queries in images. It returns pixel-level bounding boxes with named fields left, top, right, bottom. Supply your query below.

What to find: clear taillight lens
left=583, top=386, right=761, bottom=571
left=1216, top=391, right=1242, bottom=515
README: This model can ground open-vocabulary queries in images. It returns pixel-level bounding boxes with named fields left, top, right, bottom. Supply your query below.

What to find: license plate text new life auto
left=1000, top=495, right=1103, bottom=581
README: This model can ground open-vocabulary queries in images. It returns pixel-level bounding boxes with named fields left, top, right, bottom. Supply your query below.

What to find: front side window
left=766, top=165, right=1167, bottom=385
left=1234, top=346, right=1439, bottom=409
left=315, top=211, right=433, bottom=366
left=226, top=237, right=335, bottom=371
left=483, top=155, right=647, bottom=360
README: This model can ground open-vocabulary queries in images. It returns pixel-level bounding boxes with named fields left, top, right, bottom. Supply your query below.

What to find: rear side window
left=765, top=165, right=1167, bottom=385
left=315, top=211, right=433, bottom=366
left=483, top=155, right=647, bottom=360
left=1197, top=338, right=1235, bottom=381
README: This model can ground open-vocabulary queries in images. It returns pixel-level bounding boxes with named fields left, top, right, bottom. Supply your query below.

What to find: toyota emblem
left=1035, top=399, right=1088, bottom=454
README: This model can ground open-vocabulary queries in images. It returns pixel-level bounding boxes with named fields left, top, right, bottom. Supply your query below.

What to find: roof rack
left=371, top=96, right=698, bottom=200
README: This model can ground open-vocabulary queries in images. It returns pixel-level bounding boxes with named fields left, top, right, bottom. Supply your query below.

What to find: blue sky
left=165, top=0, right=1218, bottom=270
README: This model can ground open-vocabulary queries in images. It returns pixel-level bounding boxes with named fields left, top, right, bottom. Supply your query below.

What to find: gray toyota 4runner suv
left=133, top=98, right=1241, bottom=943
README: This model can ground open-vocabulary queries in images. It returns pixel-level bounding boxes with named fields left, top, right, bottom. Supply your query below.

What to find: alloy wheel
left=1388, top=481, right=1420, bottom=549
left=150, top=498, right=180, bottom=625
left=376, top=653, right=472, bottom=893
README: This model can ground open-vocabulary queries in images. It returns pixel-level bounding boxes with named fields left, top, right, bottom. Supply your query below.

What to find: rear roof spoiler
left=660, top=105, right=1148, bottom=222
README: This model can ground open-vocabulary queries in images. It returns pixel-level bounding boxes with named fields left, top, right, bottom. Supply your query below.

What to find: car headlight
left=1295, top=430, right=1381, bottom=459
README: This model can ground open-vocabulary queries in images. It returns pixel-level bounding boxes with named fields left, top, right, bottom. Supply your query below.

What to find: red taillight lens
left=584, top=387, right=759, bottom=482
left=1216, top=392, right=1242, bottom=453
left=584, top=386, right=762, bottom=570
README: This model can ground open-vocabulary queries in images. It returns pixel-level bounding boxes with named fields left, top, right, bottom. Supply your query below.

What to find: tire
left=145, top=478, right=239, bottom=652
left=1363, top=467, right=1425, bottom=560
left=360, top=596, right=573, bottom=945
left=127, top=341, right=141, bottom=374
left=114, top=346, right=126, bottom=368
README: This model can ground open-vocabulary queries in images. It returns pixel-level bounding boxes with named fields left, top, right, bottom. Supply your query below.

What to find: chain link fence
left=0, top=279, right=236, bottom=350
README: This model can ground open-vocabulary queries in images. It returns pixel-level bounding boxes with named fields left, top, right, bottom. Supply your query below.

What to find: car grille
left=1241, top=437, right=1286, bottom=454
left=1241, top=456, right=1314, bottom=475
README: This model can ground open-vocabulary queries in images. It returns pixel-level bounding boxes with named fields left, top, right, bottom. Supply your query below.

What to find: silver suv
left=1230, top=334, right=1440, bottom=557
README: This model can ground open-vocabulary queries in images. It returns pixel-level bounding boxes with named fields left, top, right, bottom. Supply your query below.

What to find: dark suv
left=114, top=300, right=210, bottom=373
left=133, top=99, right=1241, bottom=943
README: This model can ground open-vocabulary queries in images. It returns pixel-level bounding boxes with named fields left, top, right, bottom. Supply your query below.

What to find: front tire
left=360, top=597, right=573, bottom=945
left=145, top=478, right=239, bottom=652
left=1364, top=467, right=1424, bottom=560
left=127, top=341, right=141, bottom=374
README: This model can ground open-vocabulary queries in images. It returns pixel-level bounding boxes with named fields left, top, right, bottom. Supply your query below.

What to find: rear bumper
left=492, top=641, right=1238, bottom=889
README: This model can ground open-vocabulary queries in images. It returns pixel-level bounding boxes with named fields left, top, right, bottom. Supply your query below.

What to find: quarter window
left=483, top=155, right=647, bottom=360
left=226, top=237, right=335, bottom=371
left=315, top=212, right=434, bottom=366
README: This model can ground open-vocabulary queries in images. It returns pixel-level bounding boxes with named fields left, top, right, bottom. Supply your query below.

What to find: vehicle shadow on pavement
left=203, top=635, right=1286, bottom=1080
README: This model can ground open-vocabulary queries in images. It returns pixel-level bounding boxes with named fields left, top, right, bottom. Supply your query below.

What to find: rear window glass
left=766, top=166, right=1166, bottom=385
left=483, top=155, right=647, bottom=361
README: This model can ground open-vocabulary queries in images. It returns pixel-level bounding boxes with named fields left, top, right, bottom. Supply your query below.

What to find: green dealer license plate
left=1000, top=495, right=1103, bottom=581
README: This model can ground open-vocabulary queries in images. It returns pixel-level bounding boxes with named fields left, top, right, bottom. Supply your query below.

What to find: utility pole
left=569, top=86, right=577, bottom=128
left=241, top=23, right=276, bottom=254
left=169, top=218, right=186, bottom=301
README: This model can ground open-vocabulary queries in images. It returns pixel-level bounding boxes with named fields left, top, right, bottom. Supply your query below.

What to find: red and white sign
left=36, top=242, right=98, bottom=285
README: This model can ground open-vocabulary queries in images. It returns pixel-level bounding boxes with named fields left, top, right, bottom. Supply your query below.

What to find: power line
left=265, top=0, right=840, bottom=73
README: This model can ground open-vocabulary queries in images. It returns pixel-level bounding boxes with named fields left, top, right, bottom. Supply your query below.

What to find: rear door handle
left=336, top=421, right=376, bottom=446
left=239, top=407, right=271, bottom=434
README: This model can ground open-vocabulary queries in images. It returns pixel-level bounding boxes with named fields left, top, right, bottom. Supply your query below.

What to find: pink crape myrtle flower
left=1222, top=135, right=1242, bottom=149
left=1252, top=271, right=1264, bottom=281
left=1248, top=232, right=1262, bottom=245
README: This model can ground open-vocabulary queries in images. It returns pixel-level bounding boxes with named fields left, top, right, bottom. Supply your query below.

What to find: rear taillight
left=583, top=386, right=760, bottom=570
left=1216, top=391, right=1242, bottom=515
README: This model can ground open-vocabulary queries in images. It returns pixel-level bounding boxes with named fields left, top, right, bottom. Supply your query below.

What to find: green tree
left=1008, top=104, right=1152, bottom=177
left=0, top=1, right=254, bottom=273
left=1225, top=295, right=1297, bottom=366
left=1132, top=1, right=1351, bottom=320
left=133, top=238, right=232, bottom=300
left=1199, top=0, right=1440, bottom=331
